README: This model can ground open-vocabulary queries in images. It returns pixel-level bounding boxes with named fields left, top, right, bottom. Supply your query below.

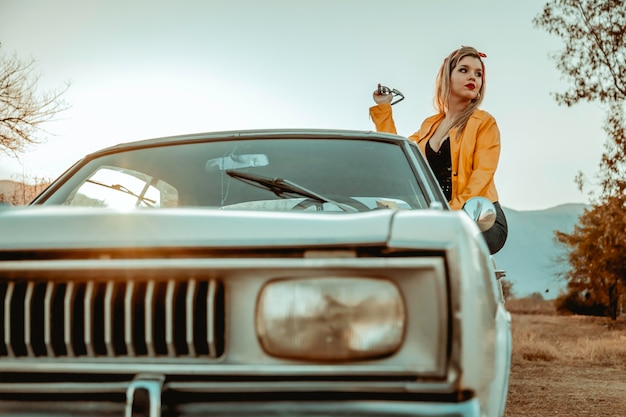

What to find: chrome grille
left=0, top=278, right=224, bottom=358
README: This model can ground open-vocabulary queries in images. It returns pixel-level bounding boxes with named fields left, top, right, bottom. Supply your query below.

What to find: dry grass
left=506, top=297, right=626, bottom=364
left=504, top=300, right=626, bottom=416
left=511, top=314, right=626, bottom=364
left=505, top=296, right=557, bottom=315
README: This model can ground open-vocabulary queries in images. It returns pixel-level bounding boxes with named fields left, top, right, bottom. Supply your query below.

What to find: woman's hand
left=373, top=83, right=393, bottom=105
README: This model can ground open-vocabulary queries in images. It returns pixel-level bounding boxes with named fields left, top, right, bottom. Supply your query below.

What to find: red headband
left=450, top=48, right=487, bottom=59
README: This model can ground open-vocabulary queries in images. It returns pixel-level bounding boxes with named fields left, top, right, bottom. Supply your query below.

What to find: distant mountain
left=0, top=180, right=21, bottom=201
left=493, top=204, right=588, bottom=299
left=0, top=180, right=46, bottom=205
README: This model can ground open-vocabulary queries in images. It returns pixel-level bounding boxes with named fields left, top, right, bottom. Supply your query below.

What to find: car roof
left=88, top=129, right=411, bottom=157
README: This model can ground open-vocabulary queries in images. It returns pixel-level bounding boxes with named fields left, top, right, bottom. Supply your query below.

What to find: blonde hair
left=434, top=46, right=486, bottom=132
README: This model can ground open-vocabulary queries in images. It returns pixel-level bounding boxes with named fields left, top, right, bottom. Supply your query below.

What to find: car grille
left=0, top=251, right=459, bottom=417
left=0, top=277, right=225, bottom=359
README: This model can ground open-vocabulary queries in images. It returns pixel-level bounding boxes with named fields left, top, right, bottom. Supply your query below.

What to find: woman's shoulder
left=470, top=108, right=495, bottom=119
left=470, top=109, right=497, bottom=123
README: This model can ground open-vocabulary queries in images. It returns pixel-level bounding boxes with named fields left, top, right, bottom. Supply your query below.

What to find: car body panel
left=0, top=129, right=511, bottom=417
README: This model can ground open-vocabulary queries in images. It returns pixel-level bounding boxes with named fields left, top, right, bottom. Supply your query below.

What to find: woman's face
left=450, top=56, right=483, bottom=102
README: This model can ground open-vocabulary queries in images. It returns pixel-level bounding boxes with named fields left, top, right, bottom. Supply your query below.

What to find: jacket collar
left=419, top=110, right=485, bottom=143
left=417, top=113, right=445, bottom=142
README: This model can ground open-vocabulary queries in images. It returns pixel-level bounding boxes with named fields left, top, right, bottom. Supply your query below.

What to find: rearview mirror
left=462, top=197, right=496, bottom=232
left=205, top=154, right=269, bottom=172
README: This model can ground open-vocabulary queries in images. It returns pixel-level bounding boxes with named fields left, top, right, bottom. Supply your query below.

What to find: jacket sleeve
left=449, top=115, right=501, bottom=210
left=369, top=104, right=397, bottom=134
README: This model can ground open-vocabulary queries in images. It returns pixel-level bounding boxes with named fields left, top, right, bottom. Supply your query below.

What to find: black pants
left=482, top=201, right=508, bottom=254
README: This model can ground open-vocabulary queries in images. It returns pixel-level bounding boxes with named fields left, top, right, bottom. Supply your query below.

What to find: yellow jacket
left=370, top=104, right=500, bottom=210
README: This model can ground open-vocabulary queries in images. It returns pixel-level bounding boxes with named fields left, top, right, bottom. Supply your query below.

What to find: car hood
left=0, top=205, right=469, bottom=251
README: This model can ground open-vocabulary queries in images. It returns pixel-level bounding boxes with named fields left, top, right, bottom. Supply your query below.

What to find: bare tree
left=0, top=44, right=70, bottom=157
left=500, top=279, right=515, bottom=301
left=533, top=0, right=626, bottom=107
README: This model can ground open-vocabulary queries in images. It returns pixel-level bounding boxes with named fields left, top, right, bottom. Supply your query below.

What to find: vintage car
left=0, top=129, right=511, bottom=417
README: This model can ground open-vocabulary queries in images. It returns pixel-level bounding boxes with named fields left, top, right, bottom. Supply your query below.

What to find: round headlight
left=256, top=277, right=405, bottom=361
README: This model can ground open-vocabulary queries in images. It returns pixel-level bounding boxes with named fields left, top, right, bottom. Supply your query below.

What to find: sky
left=0, top=0, right=608, bottom=211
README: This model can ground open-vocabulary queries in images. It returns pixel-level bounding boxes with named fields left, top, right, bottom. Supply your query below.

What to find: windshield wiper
left=225, top=170, right=358, bottom=212
left=86, top=179, right=156, bottom=207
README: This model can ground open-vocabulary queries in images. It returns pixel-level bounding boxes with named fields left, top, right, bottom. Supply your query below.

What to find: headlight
left=256, top=277, right=406, bottom=361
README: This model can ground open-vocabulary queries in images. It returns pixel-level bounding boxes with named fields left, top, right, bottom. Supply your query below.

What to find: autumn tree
left=0, top=43, right=70, bottom=157
left=534, top=0, right=626, bottom=106
left=554, top=102, right=626, bottom=319
left=555, top=196, right=626, bottom=319
left=598, top=102, right=626, bottom=196
left=534, top=0, right=626, bottom=318
left=534, top=0, right=626, bottom=194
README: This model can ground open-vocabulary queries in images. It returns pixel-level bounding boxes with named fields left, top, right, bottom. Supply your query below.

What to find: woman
left=369, top=45, right=507, bottom=254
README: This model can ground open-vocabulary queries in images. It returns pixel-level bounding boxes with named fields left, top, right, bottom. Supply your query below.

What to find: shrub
left=555, top=290, right=608, bottom=317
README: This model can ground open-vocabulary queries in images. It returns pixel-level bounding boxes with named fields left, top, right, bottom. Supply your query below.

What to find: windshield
left=39, top=138, right=430, bottom=211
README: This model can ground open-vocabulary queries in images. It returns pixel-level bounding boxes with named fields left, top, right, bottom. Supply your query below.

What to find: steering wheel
left=291, top=196, right=371, bottom=212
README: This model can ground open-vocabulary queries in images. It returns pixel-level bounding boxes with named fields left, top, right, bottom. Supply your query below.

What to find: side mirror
left=462, top=197, right=496, bottom=232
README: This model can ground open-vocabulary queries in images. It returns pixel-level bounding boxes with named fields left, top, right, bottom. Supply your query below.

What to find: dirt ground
left=504, top=313, right=626, bottom=417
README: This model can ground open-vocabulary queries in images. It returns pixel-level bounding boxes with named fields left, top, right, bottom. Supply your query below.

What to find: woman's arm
left=369, top=85, right=398, bottom=134
left=369, top=103, right=398, bottom=134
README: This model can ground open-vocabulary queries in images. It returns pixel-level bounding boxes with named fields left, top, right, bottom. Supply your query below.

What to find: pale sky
left=0, top=0, right=606, bottom=211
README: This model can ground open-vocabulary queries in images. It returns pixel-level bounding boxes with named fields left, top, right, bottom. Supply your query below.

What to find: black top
left=425, top=137, right=452, bottom=201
